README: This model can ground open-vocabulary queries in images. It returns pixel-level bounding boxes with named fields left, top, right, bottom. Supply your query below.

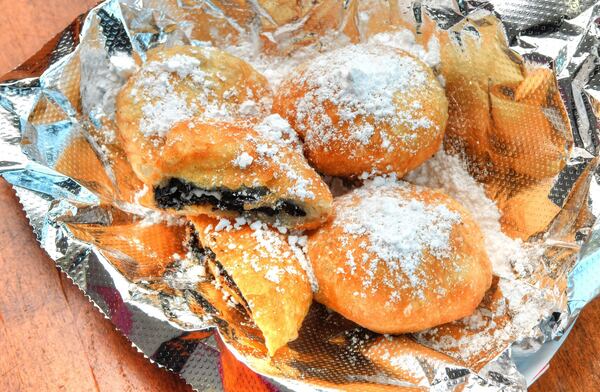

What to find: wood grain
left=0, top=1, right=598, bottom=391
left=0, top=0, right=98, bottom=76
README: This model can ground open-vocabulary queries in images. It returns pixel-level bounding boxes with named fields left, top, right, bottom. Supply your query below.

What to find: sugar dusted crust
left=307, top=181, right=493, bottom=334
left=273, top=44, right=448, bottom=177
left=117, top=45, right=272, bottom=141
left=188, top=215, right=313, bottom=355
left=136, top=118, right=333, bottom=229
left=116, top=45, right=272, bottom=184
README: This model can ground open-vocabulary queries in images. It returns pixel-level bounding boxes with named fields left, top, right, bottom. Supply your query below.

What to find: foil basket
left=1, top=0, right=600, bottom=391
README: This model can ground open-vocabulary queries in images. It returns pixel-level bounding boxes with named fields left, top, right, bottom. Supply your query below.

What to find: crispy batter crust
left=273, top=46, right=448, bottom=177
left=307, top=184, right=492, bottom=334
left=189, top=216, right=313, bottom=355
left=134, top=120, right=333, bottom=229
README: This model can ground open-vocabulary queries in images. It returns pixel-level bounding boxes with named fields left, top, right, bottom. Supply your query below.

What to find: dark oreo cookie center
left=154, top=177, right=306, bottom=217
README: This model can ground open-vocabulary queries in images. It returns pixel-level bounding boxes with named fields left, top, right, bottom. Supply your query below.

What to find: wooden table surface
left=0, top=1, right=599, bottom=391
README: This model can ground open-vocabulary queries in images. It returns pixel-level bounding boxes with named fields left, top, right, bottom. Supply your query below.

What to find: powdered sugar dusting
left=224, top=30, right=351, bottom=89
left=127, top=48, right=267, bottom=139
left=341, top=196, right=460, bottom=287
left=164, top=250, right=208, bottom=291
left=245, top=115, right=315, bottom=200
left=405, top=150, right=533, bottom=277
left=132, top=53, right=212, bottom=137
left=334, top=183, right=461, bottom=300
left=368, top=30, right=441, bottom=69
left=253, top=114, right=302, bottom=150
left=235, top=221, right=308, bottom=291
left=288, top=233, right=317, bottom=292
left=288, top=44, right=435, bottom=152
left=206, top=218, right=312, bottom=292
left=414, top=277, right=557, bottom=364
left=365, top=336, right=428, bottom=383
left=140, top=94, right=195, bottom=137
left=232, top=151, right=254, bottom=169
left=264, top=266, right=285, bottom=283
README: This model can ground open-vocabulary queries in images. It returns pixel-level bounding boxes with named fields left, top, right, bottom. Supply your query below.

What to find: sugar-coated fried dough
left=274, top=44, right=448, bottom=178
left=307, top=181, right=492, bottom=333
left=188, top=216, right=312, bottom=355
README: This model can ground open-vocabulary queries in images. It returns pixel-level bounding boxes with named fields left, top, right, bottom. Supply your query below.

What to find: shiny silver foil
left=1, top=0, right=599, bottom=391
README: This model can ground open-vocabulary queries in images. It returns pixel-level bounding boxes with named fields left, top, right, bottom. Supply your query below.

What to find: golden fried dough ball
left=274, top=44, right=448, bottom=178
left=307, top=181, right=492, bottom=333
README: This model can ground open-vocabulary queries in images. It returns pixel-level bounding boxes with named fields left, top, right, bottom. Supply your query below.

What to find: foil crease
left=0, top=0, right=599, bottom=391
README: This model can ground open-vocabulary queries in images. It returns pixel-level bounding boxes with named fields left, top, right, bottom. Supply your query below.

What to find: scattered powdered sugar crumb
left=234, top=217, right=248, bottom=228
left=405, top=149, right=536, bottom=277
left=238, top=99, right=260, bottom=116
left=100, top=127, right=117, bottom=145
left=367, top=338, right=426, bottom=381
left=159, top=54, right=203, bottom=77
left=232, top=151, right=254, bottom=169
left=264, top=266, right=284, bottom=283
left=253, top=114, right=302, bottom=151
left=109, top=52, right=138, bottom=78
left=334, top=182, right=461, bottom=300
left=214, top=218, right=233, bottom=232
left=163, top=251, right=207, bottom=291
left=274, top=223, right=288, bottom=234
left=137, top=210, right=186, bottom=227
left=368, top=30, right=441, bottom=69
left=344, top=250, right=357, bottom=275
left=288, top=233, right=318, bottom=292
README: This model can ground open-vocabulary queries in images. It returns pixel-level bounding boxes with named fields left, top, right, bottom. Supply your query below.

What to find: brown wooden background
left=0, top=1, right=598, bottom=391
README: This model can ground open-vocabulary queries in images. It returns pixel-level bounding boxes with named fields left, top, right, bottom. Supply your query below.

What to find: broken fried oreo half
left=129, top=115, right=333, bottom=230
left=186, top=215, right=313, bottom=356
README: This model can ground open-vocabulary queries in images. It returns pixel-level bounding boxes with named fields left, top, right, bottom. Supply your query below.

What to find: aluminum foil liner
left=1, top=0, right=600, bottom=390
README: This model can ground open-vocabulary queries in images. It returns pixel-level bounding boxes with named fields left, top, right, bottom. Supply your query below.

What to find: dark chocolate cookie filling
left=154, top=177, right=306, bottom=217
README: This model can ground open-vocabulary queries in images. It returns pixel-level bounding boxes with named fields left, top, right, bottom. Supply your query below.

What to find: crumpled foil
left=1, top=0, right=600, bottom=390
